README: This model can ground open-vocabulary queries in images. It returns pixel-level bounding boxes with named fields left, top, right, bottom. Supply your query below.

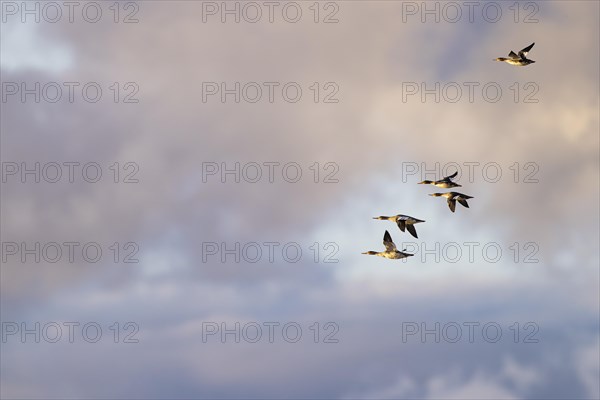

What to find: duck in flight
left=429, top=192, right=474, bottom=213
left=362, top=230, right=414, bottom=259
left=373, top=214, right=425, bottom=239
left=495, top=42, right=536, bottom=66
left=418, top=171, right=461, bottom=188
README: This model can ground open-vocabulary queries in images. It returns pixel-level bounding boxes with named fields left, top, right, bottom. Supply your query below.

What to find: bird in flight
left=429, top=192, right=474, bottom=213
left=418, top=171, right=461, bottom=188
left=373, top=214, right=425, bottom=238
left=495, top=42, right=536, bottom=66
left=362, top=230, right=414, bottom=259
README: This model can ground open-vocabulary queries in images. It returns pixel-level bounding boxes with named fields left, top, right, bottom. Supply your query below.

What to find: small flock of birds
left=361, top=42, right=536, bottom=260
left=362, top=171, right=474, bottom=260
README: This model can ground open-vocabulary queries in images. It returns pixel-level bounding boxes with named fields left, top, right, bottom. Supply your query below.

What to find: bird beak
left=418, top=181, right=425, bottom=184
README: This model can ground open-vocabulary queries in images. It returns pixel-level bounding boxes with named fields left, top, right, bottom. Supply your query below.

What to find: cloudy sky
left=1, top=1, right=599, bottom=399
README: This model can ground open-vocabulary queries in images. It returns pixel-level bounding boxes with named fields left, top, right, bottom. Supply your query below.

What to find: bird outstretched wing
left=446, top=171, right=459, bottom=180
left=447, top=199, right=456, bottom=213
left=383, top=230, right=397, bottom=251
left=518, top=43, right=535, bottom=58
left=406, top=224, right=418, bottom=239
left=397, top=219, right=406, bottom=232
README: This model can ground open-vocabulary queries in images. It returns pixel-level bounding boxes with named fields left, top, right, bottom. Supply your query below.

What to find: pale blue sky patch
left=1, top=23, right=73, bottom=73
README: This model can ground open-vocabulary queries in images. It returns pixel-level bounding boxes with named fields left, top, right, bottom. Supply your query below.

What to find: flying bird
left=362, top=230, right=414, bottom=259
left=495, top=42, right=536, bottom=66
left=418, top=171, right=461, bottom=188
left=373, top=214, right=425, bottom=238
left=429, top=192, right=474, bottom=213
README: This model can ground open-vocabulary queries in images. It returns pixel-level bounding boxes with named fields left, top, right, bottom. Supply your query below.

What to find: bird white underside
left=377, top=252, right=409, bottom=259
left=504, top=59, right=526, bottom=66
